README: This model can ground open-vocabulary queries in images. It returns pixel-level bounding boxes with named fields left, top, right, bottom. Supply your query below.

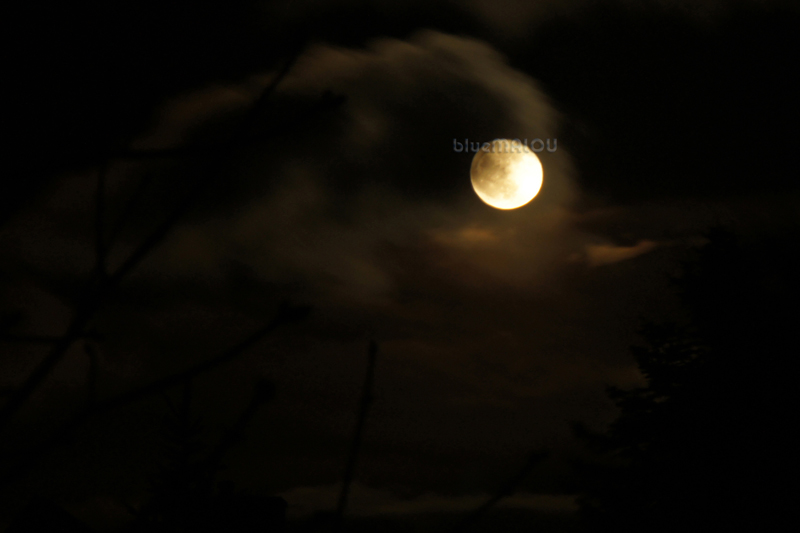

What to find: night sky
left=3, top=1, right=799, bottom=531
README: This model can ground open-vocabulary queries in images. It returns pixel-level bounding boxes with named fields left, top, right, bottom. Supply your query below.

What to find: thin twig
left=180, top=377, right=193, bottom=423
left=449, top=450, right=550, bottom=533
left=235, top=45, right=304, bottom=142
left=0, top=303, right=309, bottom=486
left=106, top=43, right=306, bottom=164
left=0, top=44, right=304, bottom=447
left=159, top=390, right=179, bottom=418
left=105, top=172, right=153, bottom=255
left=205, top=380, right=274, bottom=477
left=335, top=340, right=379, bottom=530
left=1, top=154, right=202, bottom=434
left=0, top=333, right=99, bottom=344
left=84, top=341, right=99, bottom=408
left=0, top=314, right=93, bottom=433
left=95, top=159, right=109, bottom=279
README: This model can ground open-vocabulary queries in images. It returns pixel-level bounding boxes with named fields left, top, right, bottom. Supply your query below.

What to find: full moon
left=470, top=139, right=543, bottom=209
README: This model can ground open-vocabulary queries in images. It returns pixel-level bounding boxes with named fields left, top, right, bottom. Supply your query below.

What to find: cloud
left=466, top=0, right=792, bottom=37
left=584, top=239, right=659, bottom=267
left=104, top=30, right=685, bottom=420
left=0, top=27, right=712, bottom=440
left=130, top=30, right=579, bottom=306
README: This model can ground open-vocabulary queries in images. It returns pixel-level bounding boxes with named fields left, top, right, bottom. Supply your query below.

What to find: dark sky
left=3, top=0, right=799, bottom=530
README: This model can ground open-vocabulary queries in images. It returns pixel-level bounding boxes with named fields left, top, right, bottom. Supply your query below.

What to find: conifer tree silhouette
left=573, top=225, right=799, bottom=532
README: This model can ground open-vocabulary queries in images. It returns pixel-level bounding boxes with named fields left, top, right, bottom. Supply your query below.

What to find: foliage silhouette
left=573, top=226, right=799, bottom=532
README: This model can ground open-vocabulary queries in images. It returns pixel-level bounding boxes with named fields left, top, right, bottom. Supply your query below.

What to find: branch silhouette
left=0, top=45, right=308, bottom=435
left=0, top=301, right=310, bottom=487
left=334, top=340, right=379, bottom=531
left=94, top=159, right=109, bottom=280
left=128, top=376, right=288, bottom=533
left=204, top=379, right=276, bottom=478
left=450, top=450, right=550, bottom=533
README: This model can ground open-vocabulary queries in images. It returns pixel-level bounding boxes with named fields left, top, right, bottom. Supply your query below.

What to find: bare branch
left=0, top=302, right=310, bottom=486
left=0, top=43, right=306, bottom=464
left=236, top=44, right=304, bottom=142
left=83, top=341, right=99, bottom=408
left=95, top=160, right=109, bottom=279
left=0, top=315, right=94, bottom=433
left=335, top=340, right=379, bottom=530
left=105, top=172, right=152, bottom=250
left=105, top=181, right=203, bottom=287
left=158, top=390, right=179, bottom=418
left=0, top=330, right=103, bottom=344
left=449, top=450, right=550, bottom=533
left=205, top=379, right=275, bottom=477
left=103, top=42, right=307, bottom=163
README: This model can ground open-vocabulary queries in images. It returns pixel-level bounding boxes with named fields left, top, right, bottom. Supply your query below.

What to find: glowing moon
left=470, top=139, right=543, bottom=209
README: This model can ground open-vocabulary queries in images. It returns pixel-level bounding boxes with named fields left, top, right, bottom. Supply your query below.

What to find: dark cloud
left=118, top=31, right=578, bottom=306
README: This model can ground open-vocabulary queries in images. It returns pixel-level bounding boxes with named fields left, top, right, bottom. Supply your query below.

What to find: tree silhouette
left=0, top=36, right=332, bottom=528
left=574, top=226, right=799, bottom=532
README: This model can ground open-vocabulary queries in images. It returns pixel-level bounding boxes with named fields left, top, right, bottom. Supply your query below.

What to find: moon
left=470, top=139, right=543, bottom=209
